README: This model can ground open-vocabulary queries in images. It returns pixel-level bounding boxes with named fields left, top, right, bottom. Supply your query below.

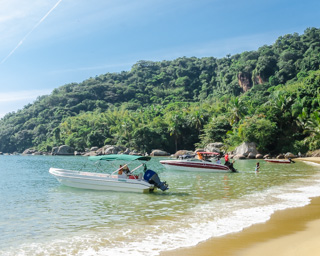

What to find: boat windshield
left=197, top=152, right=219, bottom=160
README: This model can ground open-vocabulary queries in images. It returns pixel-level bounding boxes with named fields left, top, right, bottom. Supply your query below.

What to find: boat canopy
left=89, top=154, right=151, bottom=162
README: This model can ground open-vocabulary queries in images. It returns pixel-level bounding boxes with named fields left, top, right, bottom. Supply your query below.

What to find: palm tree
left=304, top=111, right=320, bottom=150
left=187, top=107, right=206, bottom=135
left=227, top=96, right=246, bottom=125
left=165, top=112, right=184, bottom=152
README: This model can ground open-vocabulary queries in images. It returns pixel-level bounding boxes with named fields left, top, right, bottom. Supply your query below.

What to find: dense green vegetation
left=1, top=27, right=320, bottom=154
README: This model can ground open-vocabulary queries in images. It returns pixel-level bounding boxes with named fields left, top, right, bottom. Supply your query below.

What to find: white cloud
left=0, top=1, right=49, bottom=32
left=0, top=89, right=51, bottom=103
left=0, top=89, right=52, bottom=118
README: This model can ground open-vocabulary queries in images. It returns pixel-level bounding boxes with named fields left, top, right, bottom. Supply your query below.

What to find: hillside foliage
left=0, top=27, right=320, bottom=154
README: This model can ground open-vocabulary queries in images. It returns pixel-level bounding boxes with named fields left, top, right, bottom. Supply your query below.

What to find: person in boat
left=255, top=162, right=260, bottom=172
left=119, top=165, right=130, bottom=176
left=216, top=157, right=221, bottom=164
left=118, top=165, right=123, bottom=175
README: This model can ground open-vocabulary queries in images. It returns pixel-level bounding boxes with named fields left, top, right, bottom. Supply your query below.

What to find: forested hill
left=1, top=27, right=320, bottom=154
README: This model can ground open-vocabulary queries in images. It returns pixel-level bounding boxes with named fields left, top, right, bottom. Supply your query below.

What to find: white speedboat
left=160, top=158, right=236, bottom=173
left=49, top=155, right=168, bottom=193
left=160, top=151, right=237, bottom=173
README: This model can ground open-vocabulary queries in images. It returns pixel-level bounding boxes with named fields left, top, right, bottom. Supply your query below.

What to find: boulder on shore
left=234, top=142, right=259, bottom=158
left=306, top=149, right=320, bottom=157
left=256, top=154, right=264, bottom=159
left=285, top=152, right=296, bottom=158
left=52, top=145, right=74, bottom=155
left=174, top=150, right=194, bottom=158
left=150, top=149, right=170, bottom=156
left=233, top=154, right=246, bottom=160
left=247, top=152, right=256, bottom=159
left=22, top=148, right=37, bottom=155
left=90, top=147, right=99, bottom=152
left=100, top=145, right=126, bottom=155
left=204, top=142, right=224, bottom=153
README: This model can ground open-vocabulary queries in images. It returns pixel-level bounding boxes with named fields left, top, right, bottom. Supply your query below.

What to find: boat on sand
left=264, top=158, right=295, bottom=164
left=49, top=154, right=168, bottom=193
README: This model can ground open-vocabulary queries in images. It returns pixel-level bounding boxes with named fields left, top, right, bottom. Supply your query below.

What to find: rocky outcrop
left=238, top=72, right=252, bottom=92
left=306, top=150, right=320, bottom=157
left=247, top=152, right=256, bottom=159
left=204, top=142, right=224, bottom=153
left=253, top=74, right=264, bottom=85
left=90, top=147, right=99, bottom=152
left=233, top=154, right=246, bottom=160
left=96, top=145, right=126, bottom=155
left=256, top=154, right=264, bottom=159
left=174, top=150, right=194, bottom=158
left=150, top=149, right=170, bottom=156
left=284, top=152, right=296, bottom=158
left=52, top=145, right=75, bottom=155
left=129, top=151, right=143, bottom=156
left=276, top=154, right=285, bottom=159
left=22, top=148, right=37, bottom=155
left=234, top=142, right=259, bottom=157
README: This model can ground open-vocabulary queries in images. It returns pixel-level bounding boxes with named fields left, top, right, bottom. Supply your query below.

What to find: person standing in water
left=255, top=162, right=260, bottom=172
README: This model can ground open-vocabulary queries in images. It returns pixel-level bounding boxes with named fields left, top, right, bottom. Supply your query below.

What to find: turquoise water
left=1, top=155, right=320, bottom=256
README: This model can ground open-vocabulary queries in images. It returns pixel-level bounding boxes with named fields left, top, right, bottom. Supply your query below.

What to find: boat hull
left=49, top=168, right=155, bottom=193
left=160, top=160, right=231, bottom=173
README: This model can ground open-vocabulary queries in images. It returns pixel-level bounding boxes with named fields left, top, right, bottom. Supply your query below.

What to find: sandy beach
left=161, top=157, right=320, bottom=256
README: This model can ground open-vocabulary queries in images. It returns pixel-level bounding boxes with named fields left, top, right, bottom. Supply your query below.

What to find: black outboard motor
left=144, top=170, right=168, bottom=191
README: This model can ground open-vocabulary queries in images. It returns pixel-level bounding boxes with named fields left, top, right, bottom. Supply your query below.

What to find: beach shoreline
left=161, top=157, right=320, bottom=256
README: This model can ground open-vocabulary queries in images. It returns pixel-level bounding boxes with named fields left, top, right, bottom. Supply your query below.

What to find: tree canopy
left=0, top=27, right=320, bottom=155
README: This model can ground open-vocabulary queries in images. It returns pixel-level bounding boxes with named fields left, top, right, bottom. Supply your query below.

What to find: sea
left=1, top=155, right=320, bottom=256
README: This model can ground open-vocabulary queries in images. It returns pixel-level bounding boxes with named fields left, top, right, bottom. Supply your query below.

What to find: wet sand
left=161, top=157, right=320, bottom=256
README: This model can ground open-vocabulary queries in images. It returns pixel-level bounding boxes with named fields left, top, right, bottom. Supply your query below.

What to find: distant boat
left=160, top=152, right=237, bottom=173
left=49, top=154, right=168, bottom=193
left=264, top=159, right=294, bottom=164
left=160, top=158, right=234, bottom=172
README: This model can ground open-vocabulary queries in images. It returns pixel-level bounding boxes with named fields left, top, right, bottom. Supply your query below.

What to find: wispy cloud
left=0, top=89, right=52, bottom=118
left=1, top=0, right=63, bottom=64
left=0, top=89, right=52, bottom=103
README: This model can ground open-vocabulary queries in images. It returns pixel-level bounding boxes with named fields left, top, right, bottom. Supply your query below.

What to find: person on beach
left=255, top=162, right=260, bottom=172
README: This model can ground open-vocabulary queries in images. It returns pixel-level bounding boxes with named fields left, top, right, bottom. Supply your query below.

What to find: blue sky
left=0, top=0, right=319, bottom=117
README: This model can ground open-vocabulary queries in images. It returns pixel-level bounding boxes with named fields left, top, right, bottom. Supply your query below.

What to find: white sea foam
left=302, top=161, right=320, bottom=167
